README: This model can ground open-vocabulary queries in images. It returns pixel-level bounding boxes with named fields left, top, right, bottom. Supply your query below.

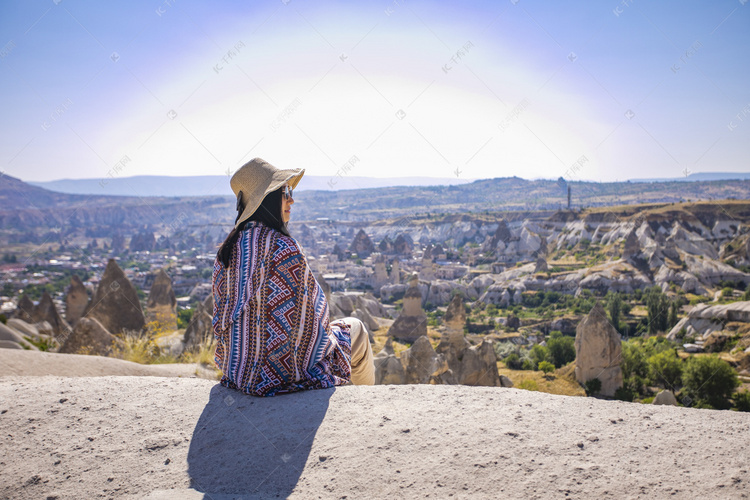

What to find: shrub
left=504, top=353, right=523, bottom=370
left=682, top=355, right=739, bottom=409
left=529, top=344, right=550, bottom=370
left=646, top=349, right=683, bottom=390
left=547, top=333, right=575, bottom=368
left=734, top=391, right=750, bottom=412
left=177, top=308, right=194, bottom=330
left=521, top=359, right=534, bottom=371
left=585, top=378, right=602, bottom=396
left=538, top=361, right=555, bottom=376
left=0, top=313, right=6, bottom=325
left=614, top=386, right=636, bottom=402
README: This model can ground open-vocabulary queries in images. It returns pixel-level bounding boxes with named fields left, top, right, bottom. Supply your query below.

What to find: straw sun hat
left=230, top=158, right=305, bottom=227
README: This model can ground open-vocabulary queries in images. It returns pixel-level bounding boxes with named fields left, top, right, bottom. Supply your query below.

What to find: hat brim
left=235, top=168, right=304, bottom=227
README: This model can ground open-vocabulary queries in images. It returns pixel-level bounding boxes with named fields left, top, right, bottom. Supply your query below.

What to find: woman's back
left=213, top=222, right=352, bottom=396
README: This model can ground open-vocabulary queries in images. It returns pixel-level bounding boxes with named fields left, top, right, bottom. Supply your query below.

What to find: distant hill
left=29, top=175, right=475, bottom=197
left=3, top=174, right=750, bottom=229
left=629, top=172, right=750, bottom=182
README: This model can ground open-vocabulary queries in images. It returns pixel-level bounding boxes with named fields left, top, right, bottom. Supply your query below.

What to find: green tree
left=547, top=332, right=575, bottom=368
left=682, top=355, right=739, bottom=409
left=668, top=300, right=679, bottom=330
left=538, top=361, right=555, bottom=377
left=646, top=349, right=683, bottom=390
left=529, top=344, right=550, bottom=370
left=619, top=340, right=649, bottom=397
left=646, top=287, right=669, bottom=334
left=607, top=293, right=622, bottom=330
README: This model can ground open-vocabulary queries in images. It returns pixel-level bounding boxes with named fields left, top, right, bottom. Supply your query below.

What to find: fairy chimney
left=65, top=274, right=89, bottom=326
left=575, top=302, right=623, bottom=397
left=387, top=275, right=427, bottom=342
left=146, top=268, right=177, bottom=332
left=84, top=259, right=146, bottom=335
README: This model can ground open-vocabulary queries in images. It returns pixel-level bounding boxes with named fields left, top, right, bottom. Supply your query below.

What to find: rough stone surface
left=6, top=319, right=39, bottom=338
left=667, top=301, right=750, bottom=340
left=435, top=338, right=501, bottom=387
left=574, top=302, right=623, bottom=397
left=59, top=317, right=125, bottom=356
left=653, top=390, right=679, bottom=406
left=399, top=336, right=447, bottom=384
left=373, top=339, right=405, bottom=385
left=2, top=378, right=750, bottom=500
left=84, top=259, right=146, bottom=335
left=65, top=274, right=88, bottom=326
left=0, top=323, right=38, bottom=350
left=500, top=374, right=514, bottom=388
left=0, top=340, right=23, bottom=350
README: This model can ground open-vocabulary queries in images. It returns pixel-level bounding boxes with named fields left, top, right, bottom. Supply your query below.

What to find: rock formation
left=34, top=292, right=70, bottom=338
left=667, top=301, right=750, bottom=341
left=390, top=258, right=401, bottom=284
left=373, top=256, right=389, bottom=288
left=534, top=257, right=548, bottom=273
left=129, top=231, right=155, bottom=252
left=146, top=268, right=178, bottom=332
left=574, top=302, right=623, bottom=397
left=11, top=295, right=35, bottom=323
left=373, top=338, right=406, bottom=385
left=59, top=317, right=125, bottom=356
left=652, top=390, right=678, bottom=406
left=400, top=336, right=448, bottom=384
left=183, top=295, right=214, bottom=352
left=84, top=259, right=146, bottom=335
left=486, top=218, right=511, bottom=251
left=387, top=275, right=427, bottom=342
left=442, top=294, right=466, bottom=351
left=434, top=337, right=501, bottom=387
left=0, top=322, right=38, bottom=350
left=393, top=233, right=413, bottom=256
left=65, top=274, right=88, bottom=326
left=622, top=229, right=640, bottom=259
left=348, top=229, right=375, bottom=258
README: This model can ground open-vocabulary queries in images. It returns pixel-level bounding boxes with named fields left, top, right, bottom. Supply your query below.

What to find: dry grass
left=180, top=337, right=217, bottom=366
left=498, top=362, right=586, bottom=397
left=112, top=331, right=178, bottom=365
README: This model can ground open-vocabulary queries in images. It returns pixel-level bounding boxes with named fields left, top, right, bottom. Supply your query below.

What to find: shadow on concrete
left=187, top=383, right=333, bottom=498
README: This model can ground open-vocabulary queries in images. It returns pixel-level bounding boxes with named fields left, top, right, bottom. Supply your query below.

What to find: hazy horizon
left=1, top=1, right=749, bottom=191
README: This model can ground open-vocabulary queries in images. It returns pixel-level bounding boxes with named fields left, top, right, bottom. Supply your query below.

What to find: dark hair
left=217, top=187, right=290, bottom=268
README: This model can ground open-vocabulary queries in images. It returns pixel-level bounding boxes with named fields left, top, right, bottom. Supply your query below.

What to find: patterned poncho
left=212, top=222, right=352, bottom=396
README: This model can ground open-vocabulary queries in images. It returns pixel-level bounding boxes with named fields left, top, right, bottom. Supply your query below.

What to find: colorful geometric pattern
left=212, top=222, right=352, bottom=396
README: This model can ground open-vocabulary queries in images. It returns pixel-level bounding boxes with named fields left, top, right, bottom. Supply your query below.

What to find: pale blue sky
left=1, top=0, right=748, bottom=187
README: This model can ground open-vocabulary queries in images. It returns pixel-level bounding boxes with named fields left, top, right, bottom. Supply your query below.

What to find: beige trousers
left=338, top=317, right=375, bottom=385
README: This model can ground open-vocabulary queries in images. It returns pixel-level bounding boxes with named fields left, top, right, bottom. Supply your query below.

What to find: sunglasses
left=282, top=185, right=294, bottom=200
